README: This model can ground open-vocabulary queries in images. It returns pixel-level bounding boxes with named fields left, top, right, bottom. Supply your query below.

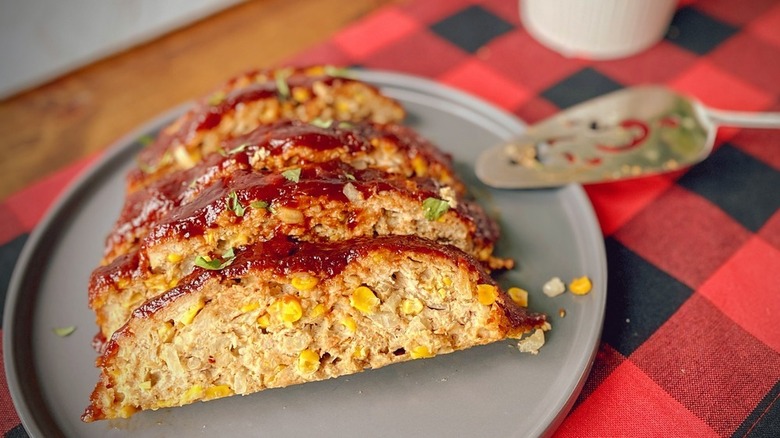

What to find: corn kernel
left=116, top=277, right=130, bottom=289
left=257, top=314, right=271, bottom=328
left=400, top=298, right=423, bottom=315
left=173, top=145, right=198, bottom=169
left=166, top=253, right=183, bottom=263
left=350, top=286, right=380, bottom=314
left=297, top=349, right=320, bottom=375
left=139, top=381, right=152, bottom=391
left=477, top=284, right=498, bottom=306
left=353, top=346, right=368, bottom=360
left=412, top=155, right=428, bottom=177
left=268, top=299, right=282, bottom=315
left=410, top=345, right=434, bottom=359
left=291, top=273, right=319, bottom=291
left=204, top=230, right=217, bottom=246
left=122, top=292, right=144, bottom=309
left=309, top=303, right=327, bottom=319
left=436, top=288, right=446, bottom=299
left=182, top=384, right=204, bottom=403
left=144, top=274, right=169, bottom=293
left=276, top=295, right=303, bottom=323
left=118, top=405, right=138, bottom=418
left=176, top=299, right=205, bottom=325
left=308, top=66, right=326, bottom=75
left=507, top=287, right=529, bottom=307
left=335, top=100, right=351, bottom=114
left=230, top=232, right=250, bottom=247
left=569, top=276, right=592, bottom=295
left=205, top=385, right=233, bottom=400
left=155, top=398, right=176, bottom=409
left=341, top=316, right=357, bottom=333
left=156, top=321, right=173, bottom=341
left=240, top=301, right=260, bottom=313
left=442, top=277, right=453, bottom=287
left=292, top=87, right=311, bottom=102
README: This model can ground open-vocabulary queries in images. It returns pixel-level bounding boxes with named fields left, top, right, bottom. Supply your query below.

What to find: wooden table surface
left=0, top=0, right=391, bottom=201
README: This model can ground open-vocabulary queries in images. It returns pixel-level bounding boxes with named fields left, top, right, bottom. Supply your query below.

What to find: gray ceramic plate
left=4, top=71, right=607, bottom=437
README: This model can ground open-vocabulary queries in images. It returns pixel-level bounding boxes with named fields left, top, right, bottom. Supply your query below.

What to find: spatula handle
left=706, top=108, right=780, bottom=129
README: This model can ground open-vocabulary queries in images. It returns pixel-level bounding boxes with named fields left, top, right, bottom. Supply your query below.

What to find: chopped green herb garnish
left=228, top=143, right=249, bottom=155
left=218, top=143, right=249, bottom=157
left=344, top=173, right=356, bottom=181
left=137, top=160, right=155, bottom=174
left=138, top=134, right=155, bottom=146
left=324, top=66, right=352, bottom=78
left=137, top=149, right=173, bottom=173
left=275, top=72, right=290, bottom=100
left=53, top=326, right=76, bottom=337
left=208, top=91, right=226, bottom=106
left=251, top=200, right=269, bottom=209
left=422, top=197, right=450, bottom=221
left=195, top=256, right=222, bottom=270
left=310, top=118, right=333, bottom=128
left=282, top=168, right=302, bottom=182
left=194, top=248, right=236, bottom=270
left=159, top=151, right=174, bottom=166
left=337, top=121, right=354, bottom=129
left=226, top=191, right=246, bottom=217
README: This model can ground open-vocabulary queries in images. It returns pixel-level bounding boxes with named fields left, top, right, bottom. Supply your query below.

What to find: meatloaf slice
left=128, top=66, right=405, bottom=193
left=104, top=120, right=465, bottom=263
left=89, top=160, right=502, bottom=342
left=82, top=235, right=548, bottom=422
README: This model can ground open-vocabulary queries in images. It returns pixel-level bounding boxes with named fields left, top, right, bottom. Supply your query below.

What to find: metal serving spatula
left=475, top=86, right=780, bottom=189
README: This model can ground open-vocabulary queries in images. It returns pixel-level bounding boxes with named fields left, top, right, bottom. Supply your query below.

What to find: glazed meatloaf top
left=128, top=66, right=405, bottom=192
left=104, top=119, right=468, bottom=262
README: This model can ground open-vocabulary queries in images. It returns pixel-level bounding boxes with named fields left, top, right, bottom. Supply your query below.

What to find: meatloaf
left=82, top=65, right=548, bottom=422
left=128, top=66, right=405, bottom=193
left=90, top=160, right=501, bottom=342
left=104, top=120, right=467, bottom=263
left=83, top=236, right=547, bottom=421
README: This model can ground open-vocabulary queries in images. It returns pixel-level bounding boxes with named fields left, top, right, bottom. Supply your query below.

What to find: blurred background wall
left=0, top=0, right=242, bottom=99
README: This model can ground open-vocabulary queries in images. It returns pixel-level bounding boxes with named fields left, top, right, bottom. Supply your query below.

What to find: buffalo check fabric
left=2, top=0, right=779, bottom=436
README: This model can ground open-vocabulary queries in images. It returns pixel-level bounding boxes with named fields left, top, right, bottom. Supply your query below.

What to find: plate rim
left=3, top=69, right=607, bottom=437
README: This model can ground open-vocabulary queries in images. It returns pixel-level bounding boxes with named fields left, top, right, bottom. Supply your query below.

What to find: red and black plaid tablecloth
left=2, top=0, right=779, bottom=436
